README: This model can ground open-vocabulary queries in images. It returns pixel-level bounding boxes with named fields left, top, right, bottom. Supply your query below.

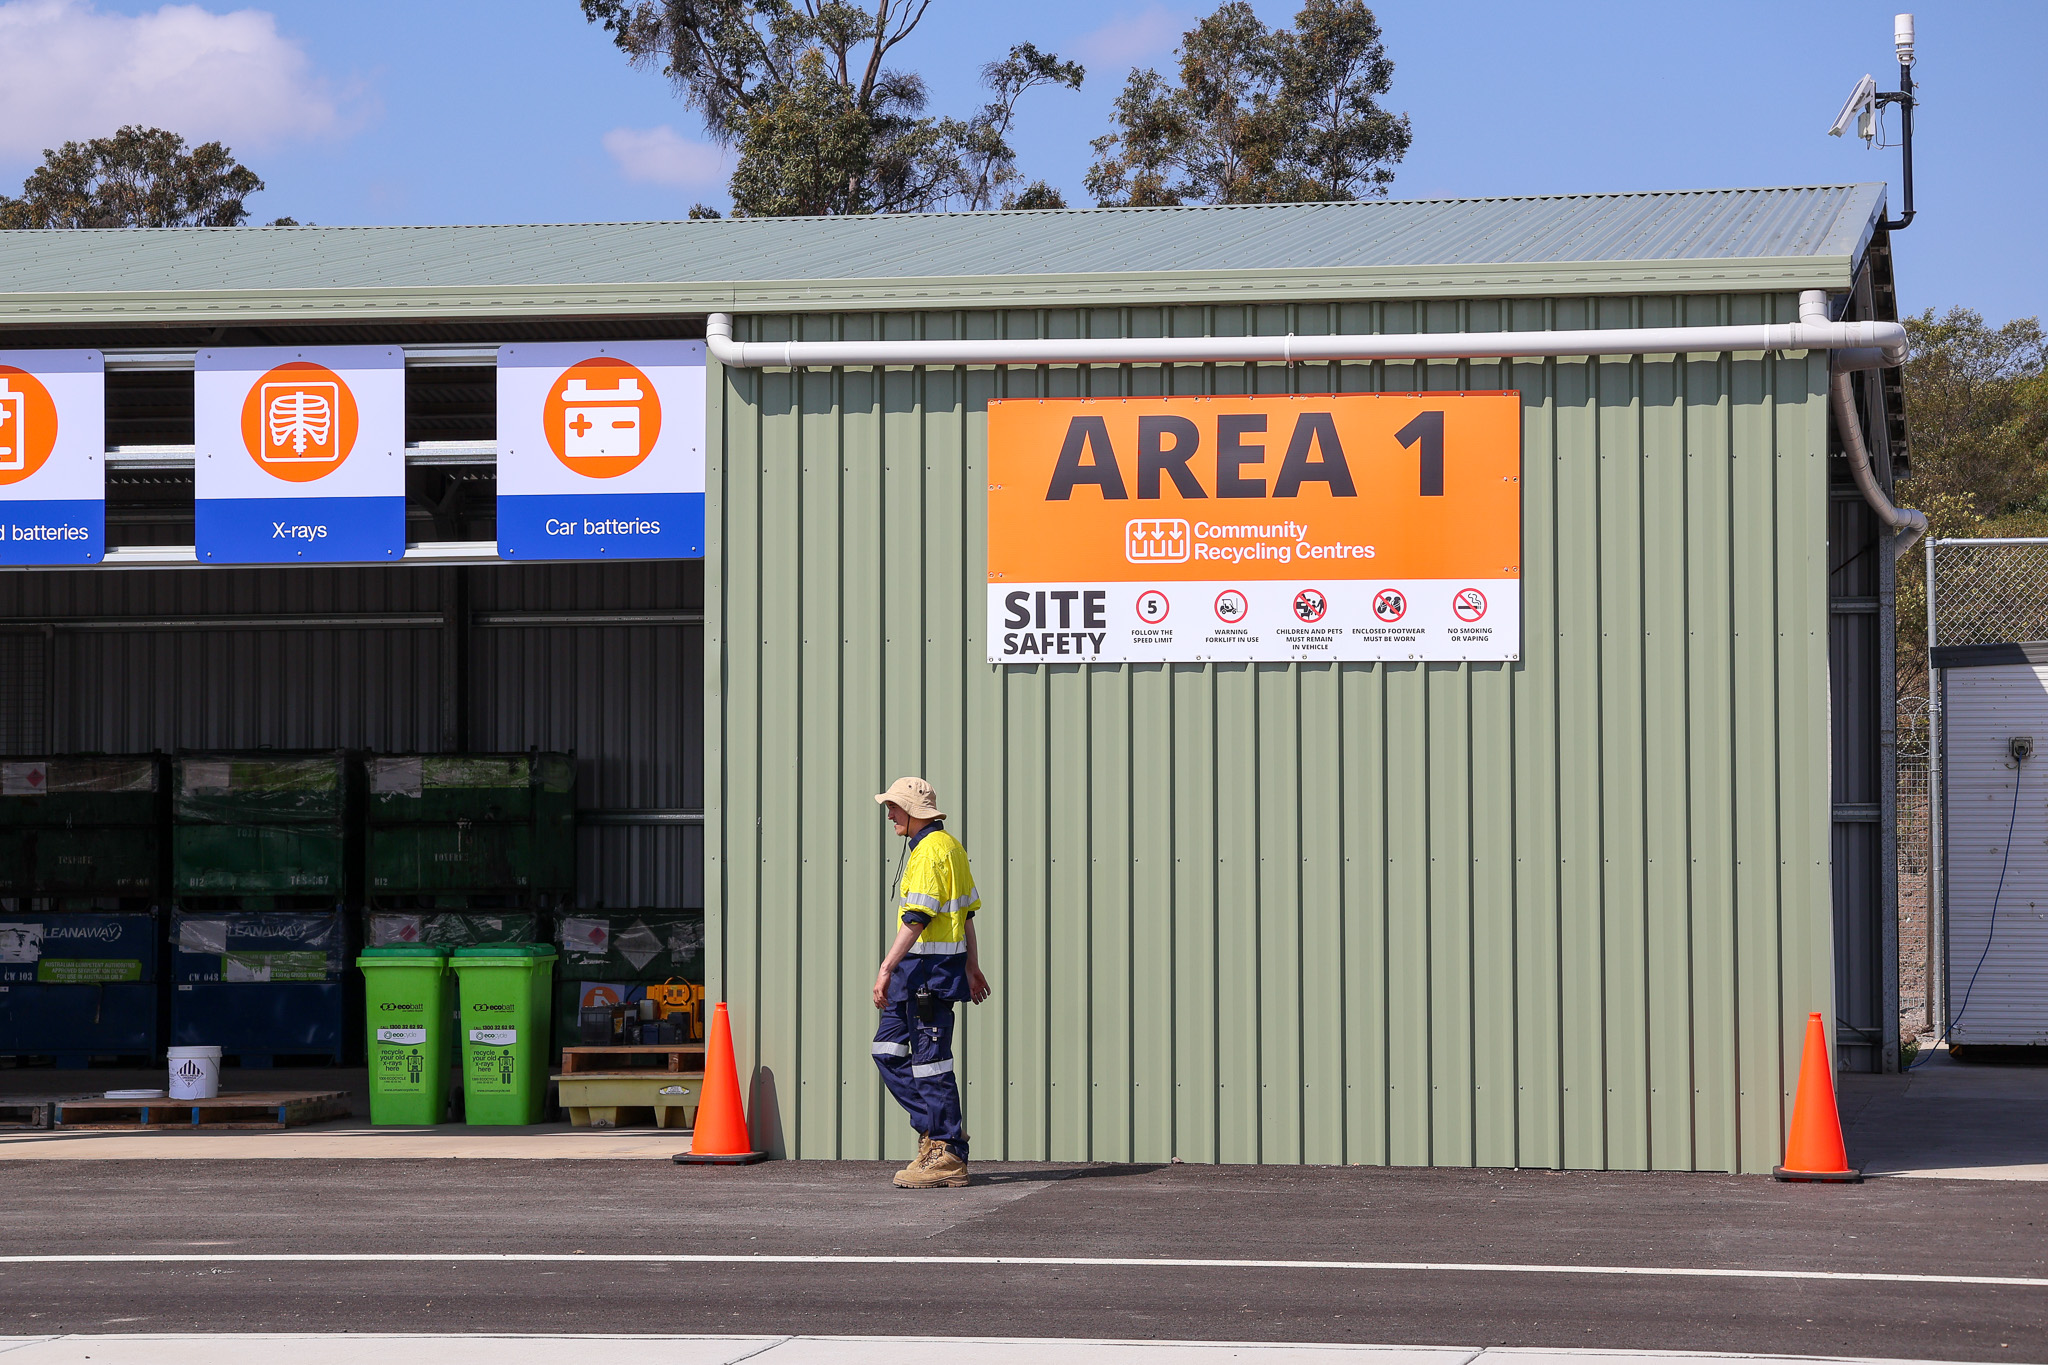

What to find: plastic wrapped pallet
left=362, top=910, right=540, bottom=948
left=365, top=753, right=574, bottom=901
left=0, top=909, right=160, bottom=1061
left=167, top=908, right=351, bottom=1063
left=172, top=753, right=352, bottom=898
left=0, top=757, right=161, bottom=898
left=550, top=909, right=705, bottom=1057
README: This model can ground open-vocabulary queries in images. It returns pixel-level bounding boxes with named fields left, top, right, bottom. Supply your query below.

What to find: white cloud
left=0, top=0, right=348, bottom=159
left=603, top=125, right=728, bottom=189
left=1073, top=4, right=1188, bottom=69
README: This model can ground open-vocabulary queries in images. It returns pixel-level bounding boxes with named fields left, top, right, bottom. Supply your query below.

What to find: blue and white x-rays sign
left=0, top=350, right=103, bottom=564
left=194, top=347, right=405, bottom=563
left=495, top=341, right=705, bottom=559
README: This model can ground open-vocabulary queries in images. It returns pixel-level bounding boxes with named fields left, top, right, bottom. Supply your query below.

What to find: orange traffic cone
left=1773, top=1012, right=1861, bottom=1183
left=672, top=1001, right=767, bottom=1166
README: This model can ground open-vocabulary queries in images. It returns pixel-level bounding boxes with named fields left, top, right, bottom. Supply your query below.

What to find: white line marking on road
left=0, top=1253, right=2043, bottom=1289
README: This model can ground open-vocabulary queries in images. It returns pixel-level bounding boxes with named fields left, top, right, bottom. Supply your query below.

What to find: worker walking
left=872, top=776, right=990, bottom=1188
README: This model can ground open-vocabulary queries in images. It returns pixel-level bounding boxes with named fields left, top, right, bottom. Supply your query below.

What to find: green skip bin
left=358, top=944, right=453, bottom=1126
left=451, top=943, right=556, bottom=1125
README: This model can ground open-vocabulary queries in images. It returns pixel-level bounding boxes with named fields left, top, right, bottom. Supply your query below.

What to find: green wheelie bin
left=451, top=943, right=557, bottom=1125
left=358, top=944, right=454, bottom=1126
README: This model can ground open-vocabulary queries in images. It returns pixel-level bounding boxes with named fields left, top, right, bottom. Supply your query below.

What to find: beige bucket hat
left=874, top=775, right=945, bottom=822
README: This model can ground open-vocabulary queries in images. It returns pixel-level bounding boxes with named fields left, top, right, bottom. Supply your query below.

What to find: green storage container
left=358, top=944, right=453, bottom=1126
left=172, top=753, right=351, bottom=897
left=0, top=758, right=161, bottom=897
left=450, top=943, right=555, bottom=1125
left=365, top=754, right=575, bottom=899
left=173, top=824, right=346, bottom=895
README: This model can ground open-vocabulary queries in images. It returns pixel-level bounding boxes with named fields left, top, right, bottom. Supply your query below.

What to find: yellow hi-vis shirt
left=891, top=823, right=979, bottom=1001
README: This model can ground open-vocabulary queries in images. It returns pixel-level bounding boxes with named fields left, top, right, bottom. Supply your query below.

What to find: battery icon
left=0, top=378, right=25, bottom=471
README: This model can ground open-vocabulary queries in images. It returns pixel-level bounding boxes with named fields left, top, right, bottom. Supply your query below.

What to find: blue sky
left=0, top=0, right=2040, bottom=324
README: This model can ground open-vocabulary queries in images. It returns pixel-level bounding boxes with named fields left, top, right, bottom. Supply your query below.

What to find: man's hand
left=967, top=965, right=992, bottom=1005
left=872, top=971, right=890, bottom=1010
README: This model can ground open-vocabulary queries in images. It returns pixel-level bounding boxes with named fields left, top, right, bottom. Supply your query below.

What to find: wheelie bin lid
left=359, top=944, right=451, bottom=959
left=451, top=943, right=557, bottom=959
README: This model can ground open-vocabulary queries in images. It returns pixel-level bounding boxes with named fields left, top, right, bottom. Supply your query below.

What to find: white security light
left=1830, top=74, right=1879, bottom=143
left=1895, top=13, right=1916, bottom=66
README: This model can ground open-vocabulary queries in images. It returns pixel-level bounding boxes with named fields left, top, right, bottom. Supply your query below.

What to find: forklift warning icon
left=543, top=357, right=662, bottom=478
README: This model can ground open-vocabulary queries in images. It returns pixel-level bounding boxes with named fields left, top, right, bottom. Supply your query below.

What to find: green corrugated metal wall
left=706, top=292, right=1834, bottom=1173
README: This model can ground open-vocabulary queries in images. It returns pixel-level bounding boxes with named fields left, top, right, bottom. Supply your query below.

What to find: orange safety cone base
left=672, top=1000, right=769, bottom=1165
left=1772, top=1164, right=1863, bottom=1183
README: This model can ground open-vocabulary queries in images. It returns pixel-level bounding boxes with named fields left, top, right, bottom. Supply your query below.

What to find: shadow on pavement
left=972, top=1163, right=1169, bottom=1186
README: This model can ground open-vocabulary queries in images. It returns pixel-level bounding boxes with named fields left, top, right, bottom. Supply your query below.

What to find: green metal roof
left=0, top=184, right=1888, bottom=327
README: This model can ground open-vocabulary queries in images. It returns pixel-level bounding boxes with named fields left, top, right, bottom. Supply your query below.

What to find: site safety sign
left=0, top=349, right=103, bottom=564
left=986, top=393, right=1522, bottom=664
left=194, top=346, right=406, bottom=563
left=495, top=341, right=706, bottom=560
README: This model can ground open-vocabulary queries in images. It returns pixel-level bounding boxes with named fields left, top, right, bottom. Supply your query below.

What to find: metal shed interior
left=0, top=185, right=1908, bottom=1169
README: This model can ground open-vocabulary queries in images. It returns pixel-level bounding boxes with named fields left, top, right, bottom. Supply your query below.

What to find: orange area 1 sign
left=985, top=393, right=1522, bottom=663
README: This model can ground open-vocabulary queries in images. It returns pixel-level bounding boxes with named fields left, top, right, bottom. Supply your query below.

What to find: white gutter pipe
left=706, top=289, right=1920, bottom=554
left=703, top=291, right=1906, bottom=370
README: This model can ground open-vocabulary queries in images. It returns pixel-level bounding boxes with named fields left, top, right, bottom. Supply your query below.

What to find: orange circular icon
left=543, top=356, right=661, bottom=478
left=0, top=365, right=60, bottom=486
left=239, top=361, right=359, bottom=483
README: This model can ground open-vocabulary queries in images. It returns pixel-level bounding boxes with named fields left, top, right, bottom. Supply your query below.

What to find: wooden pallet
left=0, top=1096, right=82, bottom=1130
left=560, top=1045, right=705, bottom=1076
left=54, top=1090, right=352, bottom=1130
left=558, top=1072, right=701, bottom=1130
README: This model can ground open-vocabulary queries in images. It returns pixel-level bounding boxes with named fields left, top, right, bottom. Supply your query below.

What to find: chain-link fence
left=1897, top=691, right=1933, bottom=1037
left=1929, top=539, right=2048, bottom=647
left=1913, top=538, right=2048, bottom=1041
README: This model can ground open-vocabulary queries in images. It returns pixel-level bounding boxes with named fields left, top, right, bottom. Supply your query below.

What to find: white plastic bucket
left=167, top=1045, right=222, bottom=1101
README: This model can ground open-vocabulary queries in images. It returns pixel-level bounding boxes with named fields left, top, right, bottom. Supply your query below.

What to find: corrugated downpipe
left=705, top=290, right=1920, bottom=555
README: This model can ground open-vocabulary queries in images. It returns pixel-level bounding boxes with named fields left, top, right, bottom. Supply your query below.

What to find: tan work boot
left=893, top=1138, right=968, bottom=1188
left=895, top=1134, right=931, bottom=1177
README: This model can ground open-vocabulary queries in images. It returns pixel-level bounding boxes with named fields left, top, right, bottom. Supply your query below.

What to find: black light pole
left=1881, top=15, right=1917, bottom=231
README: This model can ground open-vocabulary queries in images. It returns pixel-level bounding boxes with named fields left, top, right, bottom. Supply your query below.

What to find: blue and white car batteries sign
left=194, top=346, right=405, bottom=562
left=495, top=341, right=705, bottom=559
left=0, top=350, right=103, bottom=564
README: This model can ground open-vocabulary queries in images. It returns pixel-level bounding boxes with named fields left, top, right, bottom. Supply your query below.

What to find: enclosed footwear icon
left=561, top=375, right=644, bottom=461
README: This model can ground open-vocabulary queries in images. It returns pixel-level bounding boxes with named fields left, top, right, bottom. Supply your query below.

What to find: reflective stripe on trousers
left=872, top=994, right=965, bottom=1156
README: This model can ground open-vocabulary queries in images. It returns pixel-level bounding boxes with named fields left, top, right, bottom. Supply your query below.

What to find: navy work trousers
left=872, top=992, right=966, bottom=1157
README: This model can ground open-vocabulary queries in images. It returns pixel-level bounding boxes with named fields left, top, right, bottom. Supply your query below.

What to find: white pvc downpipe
left=705, top=289, right=1920, bottom=553
left=704, top=291, right=1906, bottom=370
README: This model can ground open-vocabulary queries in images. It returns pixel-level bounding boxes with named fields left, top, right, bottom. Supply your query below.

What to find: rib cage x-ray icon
left=259, top=381, right=340, bottom=463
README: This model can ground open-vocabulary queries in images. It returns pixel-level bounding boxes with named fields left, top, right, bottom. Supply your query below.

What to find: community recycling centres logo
left=544, top=356, right=662, bottom=479
left=0, top=365, right=59, bottom=486
left=240, top=361, right=359, bottom=481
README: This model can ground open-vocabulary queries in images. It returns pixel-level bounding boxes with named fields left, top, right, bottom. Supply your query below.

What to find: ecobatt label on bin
left=985, top=393, right=1523, bottom=664
left=0, top=350, right=104, bottom=564
left=495, top=341, right=706, bottom=560
left=194, top=346, right=405, bottom=563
